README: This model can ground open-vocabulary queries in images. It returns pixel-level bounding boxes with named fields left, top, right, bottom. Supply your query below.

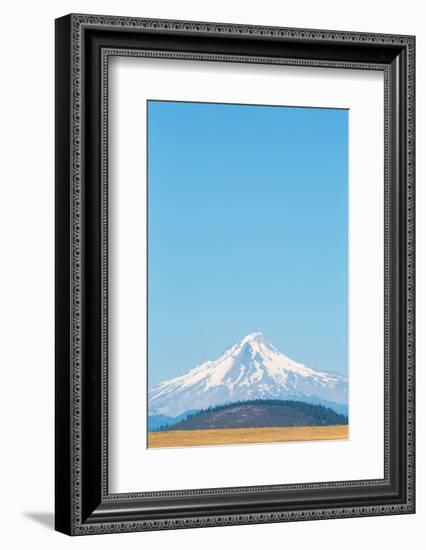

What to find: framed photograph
left=55, top=14, right=415, bottom=535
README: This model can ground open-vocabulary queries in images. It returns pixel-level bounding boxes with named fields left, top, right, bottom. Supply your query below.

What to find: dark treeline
left=156, top=399, right=348, bottom=432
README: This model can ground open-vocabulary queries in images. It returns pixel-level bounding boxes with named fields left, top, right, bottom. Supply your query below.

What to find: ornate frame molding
left=55, top=14, right=415, bottom=535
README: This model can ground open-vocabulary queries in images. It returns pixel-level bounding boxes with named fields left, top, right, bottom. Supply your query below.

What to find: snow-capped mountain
left=148, top=332, right=348, bottom=418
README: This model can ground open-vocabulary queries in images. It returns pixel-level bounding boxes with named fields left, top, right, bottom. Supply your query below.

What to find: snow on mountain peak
left=240, top=331, right=264, bottom=344
left=148, top=333, right=348, bottom=417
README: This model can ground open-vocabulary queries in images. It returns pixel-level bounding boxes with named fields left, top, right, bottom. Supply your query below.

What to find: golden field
left=148, top=425, right=348, bottom=449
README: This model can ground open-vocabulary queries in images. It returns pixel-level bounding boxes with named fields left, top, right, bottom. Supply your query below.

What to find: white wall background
left=0, top=0, right=423, bottom=548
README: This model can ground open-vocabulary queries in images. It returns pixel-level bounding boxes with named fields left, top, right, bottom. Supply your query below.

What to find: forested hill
left=159, top=399, right=348, bottom=431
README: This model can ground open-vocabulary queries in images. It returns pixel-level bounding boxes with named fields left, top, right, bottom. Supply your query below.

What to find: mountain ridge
left=148, top=332, right=348, bottom=418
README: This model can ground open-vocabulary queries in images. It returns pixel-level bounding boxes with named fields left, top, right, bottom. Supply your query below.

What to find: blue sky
left=148, top=100, right=348, bottom=386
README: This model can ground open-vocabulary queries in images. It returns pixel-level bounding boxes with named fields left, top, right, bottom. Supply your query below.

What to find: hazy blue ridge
left=302, top=396, right=348, bottom=416
left=147, top=410, right=199, bottom=432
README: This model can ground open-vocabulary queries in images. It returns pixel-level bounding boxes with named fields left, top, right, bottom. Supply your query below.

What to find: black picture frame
left=55, top=13, right=415, bottom=535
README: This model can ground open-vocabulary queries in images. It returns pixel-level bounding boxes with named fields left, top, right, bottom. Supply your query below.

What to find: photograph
left=147, top=100, right=349, bottom=449
left=0, top=0, right=419, bottom=546
left=52, top=10, right=415, bottom=537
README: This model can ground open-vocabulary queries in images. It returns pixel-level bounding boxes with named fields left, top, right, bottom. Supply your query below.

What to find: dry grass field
left=148, top=425, right=348, bottom=449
